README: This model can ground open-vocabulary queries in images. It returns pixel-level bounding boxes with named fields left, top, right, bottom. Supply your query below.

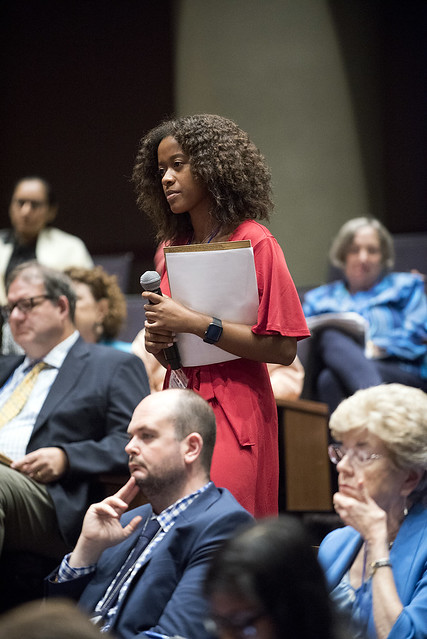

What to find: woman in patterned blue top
left=303, top=217, right=427, bottom=413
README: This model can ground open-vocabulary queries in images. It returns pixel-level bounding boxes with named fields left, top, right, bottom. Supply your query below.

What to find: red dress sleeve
left=231, top=221, right=309, bottom=339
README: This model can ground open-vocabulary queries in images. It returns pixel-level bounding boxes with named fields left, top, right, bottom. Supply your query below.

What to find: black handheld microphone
left=140, top=270, right=182, bottom=370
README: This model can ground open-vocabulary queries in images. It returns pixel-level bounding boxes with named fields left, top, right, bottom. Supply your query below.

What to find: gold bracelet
left=371, top=558, right=392, bottom=575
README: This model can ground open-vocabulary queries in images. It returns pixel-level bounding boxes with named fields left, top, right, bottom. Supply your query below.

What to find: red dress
left=161, top=220, right=309, bottom=517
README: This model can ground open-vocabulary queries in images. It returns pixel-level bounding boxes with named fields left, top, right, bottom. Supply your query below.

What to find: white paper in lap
left=165, top=246, right=259, bottom=367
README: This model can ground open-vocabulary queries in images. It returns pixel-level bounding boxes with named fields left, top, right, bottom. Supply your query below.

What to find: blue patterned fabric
left=303, top=272, right=427, bottom=379
left=318, top=503, right=427, bottom=639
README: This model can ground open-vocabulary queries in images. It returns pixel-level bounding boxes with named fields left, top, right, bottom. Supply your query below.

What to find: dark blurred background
left=1, top=1, right=426, bottom=293
left=0, top=0, right=173, bottom=290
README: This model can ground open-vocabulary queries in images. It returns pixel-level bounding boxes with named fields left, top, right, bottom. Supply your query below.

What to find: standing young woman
left=132, top=114, right=309, bottom=516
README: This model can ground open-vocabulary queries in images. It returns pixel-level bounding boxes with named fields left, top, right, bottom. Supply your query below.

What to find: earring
left=94, top=322, right=104, bottom=339
left=403, top=498, right=408, bottom=518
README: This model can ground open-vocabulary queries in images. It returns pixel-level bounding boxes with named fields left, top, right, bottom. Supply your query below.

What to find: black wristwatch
left=203, top=317, right=223, bottom=344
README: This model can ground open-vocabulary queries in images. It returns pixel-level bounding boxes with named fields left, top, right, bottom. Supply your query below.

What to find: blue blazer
left=48, top=484, right=253, bottom=639
left=318, top=503, right=427, bottom=639
left=0, top=337, right=150, bottom=545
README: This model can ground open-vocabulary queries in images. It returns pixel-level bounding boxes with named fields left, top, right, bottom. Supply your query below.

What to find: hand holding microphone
left=140, top=271, right=182, bottom=370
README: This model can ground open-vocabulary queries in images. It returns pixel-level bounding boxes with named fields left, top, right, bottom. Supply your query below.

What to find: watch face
left=205, top=321, right=223, bottom=344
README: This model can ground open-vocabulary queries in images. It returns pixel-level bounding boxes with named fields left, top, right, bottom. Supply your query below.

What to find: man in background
left=0, top=261, right=149, bottom=562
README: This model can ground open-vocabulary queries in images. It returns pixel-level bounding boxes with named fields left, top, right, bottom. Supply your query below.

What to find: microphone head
left=140, top=270, right=161, bottom=291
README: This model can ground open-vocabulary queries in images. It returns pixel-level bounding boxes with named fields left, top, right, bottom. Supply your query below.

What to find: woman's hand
left=333, top=480, right=388, bottom=548
left=142, top=291, right=297, bottom=366
left=143, top=291, right=196, bottom=334
left=143, top=291, right=193, bottom=359
left=144, top=323, right=176, bottom=356
left=334, top=480, right=406, bottom=639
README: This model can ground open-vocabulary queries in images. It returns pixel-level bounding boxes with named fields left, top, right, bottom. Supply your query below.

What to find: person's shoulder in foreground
left=0, top=598, right=107, bottom=639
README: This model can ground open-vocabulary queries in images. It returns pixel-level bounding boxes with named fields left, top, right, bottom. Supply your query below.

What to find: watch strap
left=370, top=558, right=392, bottom=575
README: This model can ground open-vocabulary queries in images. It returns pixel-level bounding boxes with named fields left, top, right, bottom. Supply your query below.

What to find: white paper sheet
left=306, top=312, right=368, bottom=344
left=165, top=242, right=259, bottom=367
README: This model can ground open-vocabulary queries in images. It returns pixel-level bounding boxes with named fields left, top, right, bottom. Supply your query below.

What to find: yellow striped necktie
left=0, top=361, right=49, bottom=428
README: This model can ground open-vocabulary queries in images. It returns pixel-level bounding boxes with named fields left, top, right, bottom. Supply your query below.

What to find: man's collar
left=155, top=482, right=212, bottom=530
left=25, top=330, right=80, bottom=369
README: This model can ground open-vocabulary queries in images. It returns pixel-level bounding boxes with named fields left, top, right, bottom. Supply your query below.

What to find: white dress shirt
left=0, top=331, right=80, bottom=460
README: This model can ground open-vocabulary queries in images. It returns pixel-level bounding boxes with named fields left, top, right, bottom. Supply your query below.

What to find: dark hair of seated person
left=205, top=516, right=345, bottom=639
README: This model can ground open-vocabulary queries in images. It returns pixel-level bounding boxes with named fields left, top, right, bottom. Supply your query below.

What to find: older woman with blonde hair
left=303, top=217, right=427, bottom=413
left=318, top=383, right=427, bottom=639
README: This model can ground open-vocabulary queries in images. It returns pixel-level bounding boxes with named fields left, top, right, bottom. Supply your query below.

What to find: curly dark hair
left=132, top=114, right=274, bottom=243
left=65, top=265, right=127, bottom=339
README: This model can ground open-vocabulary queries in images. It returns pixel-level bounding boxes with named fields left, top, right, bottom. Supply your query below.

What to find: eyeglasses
left=1, top=295, right=54, bottom=319
left=204, top=610, right=266, bottom=639
left=12, top=198, right=48, bottom=209
left=328, top=443, right=383, bottom=467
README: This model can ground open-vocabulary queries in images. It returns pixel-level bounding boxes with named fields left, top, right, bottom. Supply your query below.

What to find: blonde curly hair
left=330, top=384, right=427, bottom=500
left=65, top=265, right=127, bottom=339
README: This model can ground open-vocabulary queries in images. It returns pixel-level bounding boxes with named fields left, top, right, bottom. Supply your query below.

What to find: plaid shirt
left=58, top=482, right=212, bottom=632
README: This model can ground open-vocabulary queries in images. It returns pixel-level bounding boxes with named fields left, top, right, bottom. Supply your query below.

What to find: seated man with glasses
left=319, top=383, right=427, bottom=639
left=0, top=261, right=149, bottom=585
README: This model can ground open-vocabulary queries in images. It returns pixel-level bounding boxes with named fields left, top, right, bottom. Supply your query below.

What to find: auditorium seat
left=392, top=232, right=427, bottom=278
left=92, top=252, right=134, bottom=293
left=277, top=398, right=332, bottom=513
left=118, top=294, right=145, bottom=342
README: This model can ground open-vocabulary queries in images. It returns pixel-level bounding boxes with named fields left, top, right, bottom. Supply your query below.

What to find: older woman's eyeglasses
left=1, top=295, right=53, bottom=320
left=328, top=444, right=383, bottom=467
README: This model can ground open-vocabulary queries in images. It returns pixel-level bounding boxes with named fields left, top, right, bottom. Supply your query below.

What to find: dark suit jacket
left=0, top=337, right=150, bottom=545
left=48, top=484, right=253, bottom=639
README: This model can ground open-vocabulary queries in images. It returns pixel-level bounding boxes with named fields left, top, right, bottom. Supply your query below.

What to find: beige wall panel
left=175, top=0, right=372, bottom=287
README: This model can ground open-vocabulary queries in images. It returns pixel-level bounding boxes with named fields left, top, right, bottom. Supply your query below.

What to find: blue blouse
left=318, top=503, right=427, bottom=639
left=330, top=571, right=372, bottom=639
left=303, top=272, right=427, bottom=379
left=100, top=338, right=133, bottom=353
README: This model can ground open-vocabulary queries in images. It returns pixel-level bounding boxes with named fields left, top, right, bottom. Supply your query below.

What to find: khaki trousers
left=0, top=464, right=70, bottom=560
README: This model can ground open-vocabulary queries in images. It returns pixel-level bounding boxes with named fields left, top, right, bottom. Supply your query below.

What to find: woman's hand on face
left=333, top=480, right=388, bottom=545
